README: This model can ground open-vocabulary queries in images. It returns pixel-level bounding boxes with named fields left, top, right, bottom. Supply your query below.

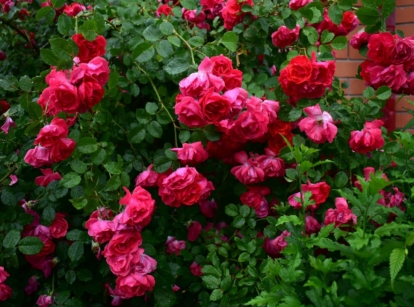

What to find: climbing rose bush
left=0, top=0, right=414, bottom=306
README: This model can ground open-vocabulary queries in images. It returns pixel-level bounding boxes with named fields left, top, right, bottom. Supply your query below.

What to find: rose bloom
left=289, top=0, right=312, bottom=10
left=264, top=230, right=291, bottom=258
left=171, top=142, right=209, bottom=166
left=284, top=55, right=313, bottom=84
left=156, top=4, right=173, bottom=17
left=369, top=64, right=407, bottom=92
left=70, top=57, right=110, bottom=87
left=190, top=262, right=203, bottom=276
left=133, top=253, right=157, bottom=275
left=210, top=55, right=234, bottom=78
left=350, top=31, right=371, bottom=50
left=49, top=138, right=76, bottom=163
left=199, top=199, right=218, bottom=218
left=271, top=25, right=300, bottom=48
left=367, top=32, right=395, bottom=65
left=115, top=273, right=155, bottom=298
left=223, top=87, right=248, bottom=118
left=135, top=164, right=159, bottom=187
left=298, top=104, right=337, bottom=144
left=118, top=186, right=155, bottom=227
left=288, top=181, right=331, bottom=210
left=36, top=294, right=53, bottom=307
left=35, top=168, right=62, bottom=187
left=0, top=100, right=10, bottom=114
left=86, top=220, right=115, bottom=243
left=174, top=96, right=207, bottom=128
left=240, top=186, right=271, bottom=210
left=63, top=2, right=86, bottom=17
left=1, top=117, right=15, bottom=134
left=256, top=148, right=286, bottom=178
left=187, top=221, right=202, bottom=241
left=49, top=213, right=68, bottom=238
left=305, top=216, right=321, bottom=235
left=0, top=283, right=12, bottom=301
left=102, top=230, right=143, bottom=257
left=231, top=151, right=265, bottom=185
left=349, top=120, right=384, bottom=154
left=106, top=248, right=143, bottom=277
left=324, top=197, right=357, bottom=227
left=38, top=79, right=80, bottom=116
left=0, top=267, right=9, bottom=283
left=222, top=68, right=243, bottom=90
left=165, top=236, right=186, bottom=255
left=78, top=76, right=105, bottom=112
left=24, top=146, right=52, bottom=168
left=34, top=117, right=68, bottom=147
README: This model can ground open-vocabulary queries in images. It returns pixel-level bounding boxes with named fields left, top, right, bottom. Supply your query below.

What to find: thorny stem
left=173, top=30, right=196, bottom=66
left=0, top=17, right=39, bottom=52
left=135, top=64, right=179, bottom=147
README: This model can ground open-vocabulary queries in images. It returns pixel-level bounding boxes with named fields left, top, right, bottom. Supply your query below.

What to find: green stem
left=299, top=177, right=307, bottom=235
left=173, top=30, right=196, bottom=66
left=135, top=64, right=179, bottom=147
left=0, top=165, right=17, bottom=185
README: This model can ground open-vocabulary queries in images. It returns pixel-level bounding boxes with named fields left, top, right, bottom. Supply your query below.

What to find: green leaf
left=188, top=36, right=204, bottom=47
left=221, top=31, right=238, bottom=52
left=181, top=0, right=197, bottom=9
left=202, top=275, right=221, bottom=289
left=363, top=86, right=375, bottom=99
left=3, top=230, right=21, bottom=249
left=27, top=102, right=43, bottom=119
left=79, top=20, right=97, bottom=41
left=225, top=204, right=239, bottom=217
left=328, top=5, right=343, bottom=25
left=36, top=6, right=53, bottom=20
left=232, top=216, right=245, bottom=228
left=168, top=36, right=181, bottom=47
left=321, top=30, right=335, bottom=44
left=239, top=205, right=250, bottom=217
left=57, top=14, right=73, bottom=35
left=147, top=121, right=163, bottom=138
left=405, top=233, right=414, bottom=246
left=156, top=40, right=174, bottom=58
left=153, top=156, right=172, bottom=173
left=70, top=198, right=88, bottom=210
left=382, top=0, right=396, bottom=19
left=159, top=22, right=174, bottom=35
left=18, top=236, right=44, bottom=255
left=331, top=36, right=348, bottom=50
left=143, top=25, right=163, bottom=42
left=94, top=12, right=105, bottom=34
left=164, top=58, right=190, bottom=75
left=154, top=288, right=176, bottom=307
left=65, top=270, right=77, bottom=284
left=390, top=248, right=406, bottom=288
left=42, top=206, right=56, bottom=225
left=384, top=141, right=400, bottom=154
left=19, top=75, right=32, bottom=91
left=68, top=241, right=84, bottom=262
left=335, top=171, right=348, bottom=188
left=40, top=49, right=60, bottom=66
left=77, top=137, right=98, bottom=154
left=356, top=7, right=380, bottom=25
left=303, top=27, right=319, bottom=45
left=77, top=269, right=93, bottom=281
left=1, top=189, right=17, bottom=206
left=376, top=86, right=392, bottom=100
left=128, top=125, right=146, bottom=144
left=51, top=0, right=66, bottom=8
left=70, top=160, right=87, bottom=174
left=61, top=173, right=82, bottom=188
left=210, top=289, right=223, bottom=301
left=104, top=161, right=122, bottom=175
left=276, top=215, right=303, bottom=226
left=179, top=130, right=190, bottom=143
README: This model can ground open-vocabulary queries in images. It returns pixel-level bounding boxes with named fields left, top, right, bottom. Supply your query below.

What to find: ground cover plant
left=1, top=0, right=414, bottom=306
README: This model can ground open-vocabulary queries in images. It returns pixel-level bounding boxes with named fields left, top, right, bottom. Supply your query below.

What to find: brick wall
left=335, top=4, right=414, bottom=131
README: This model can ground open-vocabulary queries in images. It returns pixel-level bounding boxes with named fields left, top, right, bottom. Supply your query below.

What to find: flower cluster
left=21, top=201, right=68, bottom=278
left=359, top=32, right=414, bottom=94
left=86, top=187, right=157, bottom=304
left=279, top=53, right=336, bottom=103
left=310, top=9, right=358, bottom=38
left=349, top=120, right=384, bottom=154
left=24, top=118, right=76, bottom=167
left=0, top=267, right=12, bottom=301
left=271, top=25, right=300, bottom=49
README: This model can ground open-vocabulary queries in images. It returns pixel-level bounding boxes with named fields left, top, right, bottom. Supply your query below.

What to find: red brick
left=396, top=24, right=414, bottom=37
left=396, top=96, right=414, bottom=111
left=335, top=61, right=362, bottom=78
left=396, top=112, right=414, bottom=128
left=397, top=0, right=414, bottom=6
left=334, top=46, right=348, bottom=59
left=396, top=7, right=414, bottom=24
left=349, top=45, right=365, bottom=60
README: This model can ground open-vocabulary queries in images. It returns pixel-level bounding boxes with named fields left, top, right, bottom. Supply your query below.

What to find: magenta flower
left=298, top=104, right=337, bottom=144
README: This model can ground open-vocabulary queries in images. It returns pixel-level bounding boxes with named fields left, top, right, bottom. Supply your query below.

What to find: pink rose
left=305, top=216, right=321, bottom=235
left=70, top=57, right=110, bottom=87
left=187, top=221, right=202, bottom=241
left=165, top=236, right=186, bottom=255
left=0, top=283, right=12, bottom=301
left=264, top=230, right=291, bottom=258
left=256, top=149, right=285, bottom=178
left=24, top=146, right=52, bottom=168
left=86, top=220, right=115, bottom=243
left=231, top=151, right=265, bottom=185
left=0, top=267, right=9, bottom=283
left=174, top=96, right=207, bottom=128
left=49, top=213, right=68, bottom=238
left=190, top=262, right=203, bottom=276
left=223, top=87, right=248, bottom=118
left=349, top=120, right=384, bottom=154
left=324, top=197, right=357, bottom=227
left=115, top=273, right=155, bottom=298
left=36, top=294, right=53, bottom=307
left=271, top=25, right=300, bottom=48
left=63, top=2, right=86, bottom=16
left=369, top=64, right=407, bottom=92
left=350, top=31, right=371, bottom=50
left=118, top=186, right=155, bottom=227
left=49, top=138, right=76, bottom=163
left=171, top=142, right=209, bottom=166
left=289, top=0, right=312, bottom=10
left=255, top=200, right=270, bottom=218
left=102, top=230, right=142, bottom=257
left=298, top=104, right=338, bottom=143
left=133, top=254, right=157, bottom=275
left=25, top=276, right=39, bottom=295
left=198, top=199, right=218, bottom=218
left=106, top=248, right=144, bottom=277
left=135, top=164, right=159, bottom=187
left=240, top=186, right=271, bottom=210
left=1, top=117, right=15, bottom=134
left=200, top=88, right=232, bottom=123
left=35, top=168, right=62, bottom=187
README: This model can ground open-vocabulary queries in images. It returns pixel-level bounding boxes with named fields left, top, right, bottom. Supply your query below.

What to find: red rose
left=305, top=216, right=321, bottom=235
left=222, top=69, right=243, bottom=90
left=34, top=117, right=68, bottom=147
left=231, top=109, right=269, bottom=142
left=190, top=262, right=203, bottom=276
left=156, top=4, right=173, bottom=17
left=0, top=100, right=10, bottom=114
left=304, top=181, right=331, bottom=209
left=369, top=64, right=407, bottom=92
left=103, top=230, right=142, bottom=257
left=78, top=76, right=104, bottom=112
left=0, top=283, right=12, bottom=301
left=63, top=3, right=86, bottom=17
left=70, top=57, right=110, bottom=87
left=36, top=238, right=55, bottom=257
left=200, top=88, right=232, bottom=123
left=49, top=213, right=68, bottom=238
left=285, top=55, right=313, bottom=83
left=231, top=151, right=265, bottom=185
left=49, top=138, right=76, bottom=163
left=171, top=142, right=209, bottom=166
left=367, top=32, right=395, bottom=65
left=72, top=34, right=106, bottom=63
left=118, top=186, right=155, bottom=227
left=106, top=248, right=143, bottom=277
left=86, top=220, right=115, bottom=243
left=115, top=273, right=155, bottom=298
left=240, top=186, right=271, bottom=209
left=339, top=11, right=358, bottom=33
left=349, top=120, right=384, bottom=154
left=211, top=55, right=234, bottom=77
left=174, top=96, right=207, bottom=128
left=271, top=25, right=300, bottom=49
left=187, top=221, right=202, bottom=241
left=264, top=230, right=290, bottom=258
left=289, top=0, right=312, bottom=10
left=393, top=36, right=414, bottom=65
left=350, top=31, right=371, bottom=50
